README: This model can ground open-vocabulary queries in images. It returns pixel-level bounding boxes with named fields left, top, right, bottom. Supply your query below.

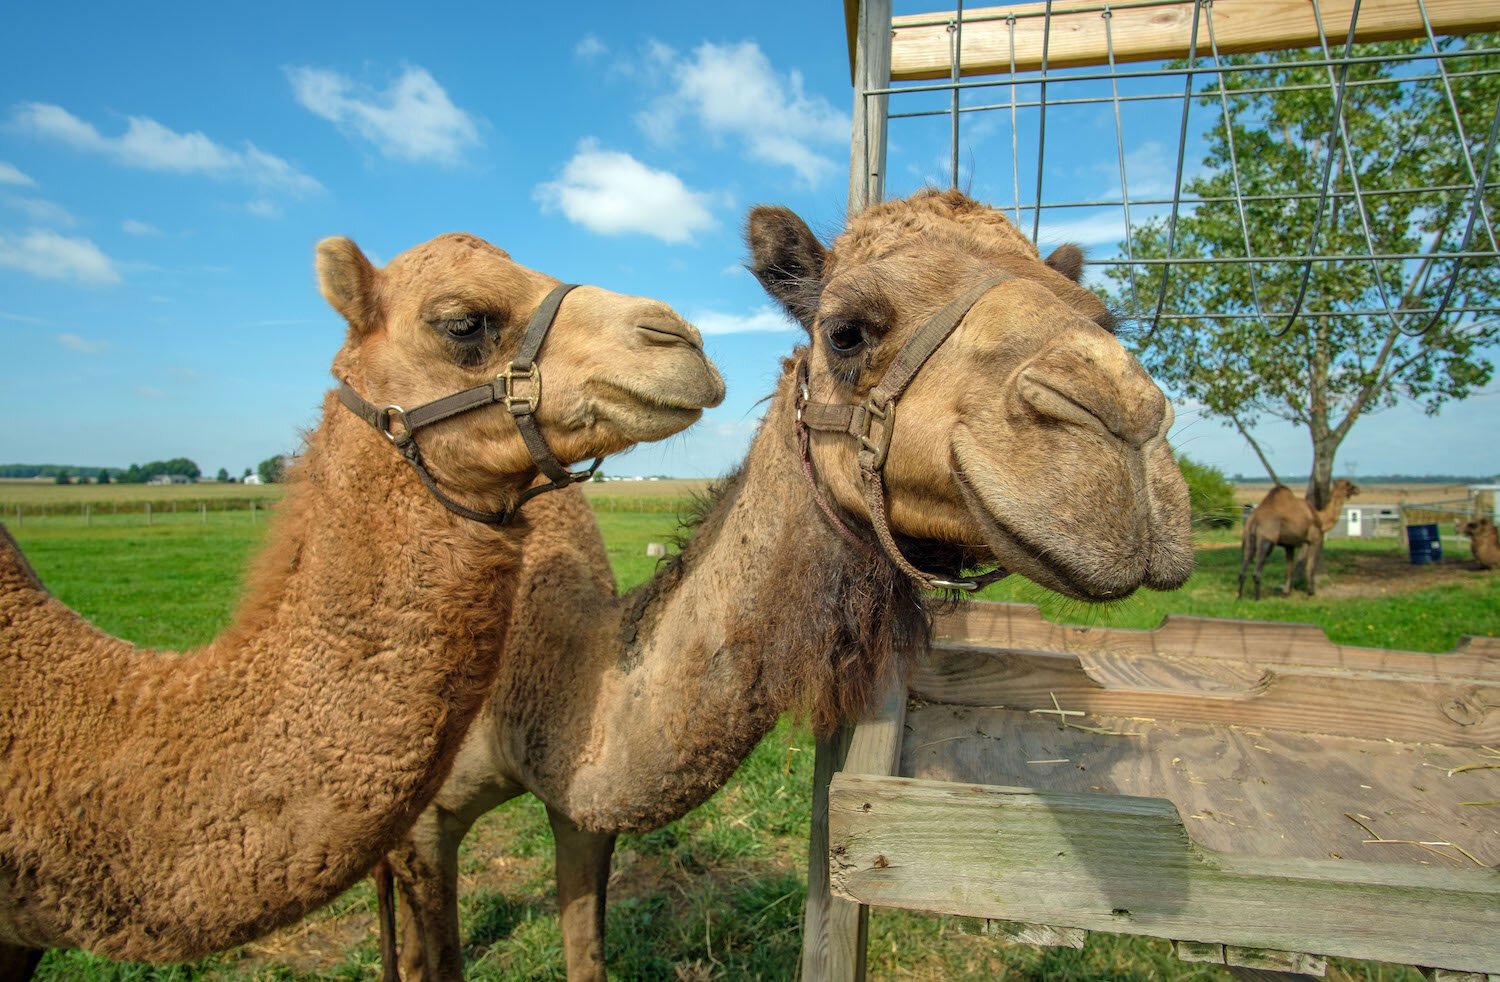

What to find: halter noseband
left=339, top=282, right=601, bottom=526
left=796, top=272, right=1013, bottom=592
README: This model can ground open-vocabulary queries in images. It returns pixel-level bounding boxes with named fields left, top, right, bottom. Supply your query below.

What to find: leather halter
left=339, top=282, right=601, bottom=526
left=795, top=272, right=1013, bottom=592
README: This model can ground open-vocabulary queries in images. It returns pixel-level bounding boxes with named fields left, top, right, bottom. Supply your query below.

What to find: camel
left=1237, top=478, right=1359, bottom=599
left=1458, top=516, right=1500, bottom=569
left=375, top=189, right=1195, bottom=981
left=0, top=231, right=724, bottom=972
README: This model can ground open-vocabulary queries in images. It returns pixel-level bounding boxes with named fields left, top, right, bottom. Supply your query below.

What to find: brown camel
left=1458, top=515, right=1500, bottom=569
left=377, top=189, right=1195, bottom=981
left=1237, top=478, right=1359, bottom=599
left=0, top=231, right=723, bottom=970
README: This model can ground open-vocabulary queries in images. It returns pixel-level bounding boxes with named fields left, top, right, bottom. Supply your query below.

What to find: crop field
left=8, top=482, right=1496, bottom=981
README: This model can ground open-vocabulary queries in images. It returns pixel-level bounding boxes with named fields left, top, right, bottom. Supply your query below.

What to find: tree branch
left=1231, top=413, right=1281, bottom=485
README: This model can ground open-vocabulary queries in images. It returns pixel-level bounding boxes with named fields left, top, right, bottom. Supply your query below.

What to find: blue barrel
left=1407, top=523, right=1443, bottom=564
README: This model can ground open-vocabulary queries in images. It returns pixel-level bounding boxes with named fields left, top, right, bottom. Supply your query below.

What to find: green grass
left=10, top=513, right=1488, bottom=980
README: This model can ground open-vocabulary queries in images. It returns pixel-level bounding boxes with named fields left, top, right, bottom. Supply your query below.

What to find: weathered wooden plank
left=802, top=727, right=853, bottom=982
left=828, top=774, right=1500, bottom=975
left=886, top=0, right=1500, bottom=81
left=983, top=919, right=1087, bottom=948
left=1226, top=945, right=1328, bottom=976
left=932, top=602, right=1500, bottom=681
left=902, top=703, right=1500, bottom=867
left=914, top=643, right=1500, bottom=746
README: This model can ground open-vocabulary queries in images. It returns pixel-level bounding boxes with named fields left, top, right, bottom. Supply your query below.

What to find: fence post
left=13, top=505, right=19, bottom=527
left=200, top=501, right=207, bottom=525
left=145, top=501, right=152, bottom=527
left=85, top=503, right=91, bottom=527
left=250, top=501, right=257, bottom=524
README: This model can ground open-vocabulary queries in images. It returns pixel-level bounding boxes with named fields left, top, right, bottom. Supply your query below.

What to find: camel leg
left=1237, top=537, right=1252, bottom=598
left=547, top=804, right=616, bottom=982
left=0, top=943, right=43, bottom=981
left=1251, top=538, right=1274, bottom=600
left=387, top=807, right=468, bottom=982
left=1282, top=546, right=1297, bottom=597
left=1304, top=537, right=1321, bottom=596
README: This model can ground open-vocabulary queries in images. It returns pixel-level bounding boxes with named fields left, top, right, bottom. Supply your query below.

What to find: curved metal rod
left=1311, top=0, right=1407, bottom=341
left=1030, top=0, right=1054, bottom=246
left=1205, top=0, right=1271, bottom=331
left=1273, top=0, right=1362, bottom=338
left=1142, top=0, right=1203, bottom=340
left=1411, top=93, right=1500, bottom=337
left=1105, top=6, right=1144, bottom=319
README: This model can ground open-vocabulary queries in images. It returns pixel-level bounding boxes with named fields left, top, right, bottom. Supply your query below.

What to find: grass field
left=8, top=488, right=1496, bottom=980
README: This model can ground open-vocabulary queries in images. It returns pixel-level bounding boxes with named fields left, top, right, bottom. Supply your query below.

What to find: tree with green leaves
left=1111, top=34, right=1498, bottom=508
left=257, top=455, right=288, bottom=484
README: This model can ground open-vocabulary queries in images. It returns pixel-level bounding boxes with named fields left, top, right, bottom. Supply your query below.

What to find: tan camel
left=1458, top=516, right=1500, bottom=569
left=0, top=231, right=723, bottom=972
left=376, top=189, right=1195, bottom=981
left=1237, top=479, right=1359, bottom=599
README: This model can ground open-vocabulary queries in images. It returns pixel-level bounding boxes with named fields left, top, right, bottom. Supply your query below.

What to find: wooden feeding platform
left=802, top=602, right=1500, bottom=979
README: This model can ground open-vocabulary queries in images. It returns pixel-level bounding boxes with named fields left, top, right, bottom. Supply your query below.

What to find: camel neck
left=0, top=389, right=524, bottom=960
left=543, top=364, right=927, bottom=833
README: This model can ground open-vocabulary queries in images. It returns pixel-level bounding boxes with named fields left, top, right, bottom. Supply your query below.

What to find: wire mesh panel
left=855, top=0, right=1500, bottom=342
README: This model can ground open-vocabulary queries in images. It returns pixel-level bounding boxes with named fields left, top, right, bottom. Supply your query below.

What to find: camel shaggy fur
left=0, top=232, right=722, bottom=968
left=1458, top=516, right=1500, bottom=569
left=378, top=190, right=1195, bottom=980
left=1237, top=479, right=1359, bottom=599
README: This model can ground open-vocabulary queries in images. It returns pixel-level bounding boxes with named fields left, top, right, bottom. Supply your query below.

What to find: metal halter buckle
left=379, top=405, right=412, bottom=445
left=855, top=397, right=895, bottom=471
left=499, top=362, right=541, bottom=415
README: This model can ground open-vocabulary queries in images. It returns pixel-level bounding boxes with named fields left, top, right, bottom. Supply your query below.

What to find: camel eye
left=825, top=319, right=866, bottom=355
left=443, top=314, right=484, bottom=339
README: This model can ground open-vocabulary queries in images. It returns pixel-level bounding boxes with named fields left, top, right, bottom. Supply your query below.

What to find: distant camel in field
left=0, top=232, right=723, bottom=975
left=1238, top=479, right=1359, bottom=599
left=376, top=189, right=1196, bottom=981
left=1458, top=516, right=1500, bottom=569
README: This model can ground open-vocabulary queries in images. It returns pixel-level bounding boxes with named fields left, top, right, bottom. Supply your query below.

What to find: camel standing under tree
left=376, top=189, right=1195, bottom=981
left=1458, top=516, right=1500, bottom=569
left=1238, top=478, right=1359, bottom=599
left=0, top=232, right=723, bottom=975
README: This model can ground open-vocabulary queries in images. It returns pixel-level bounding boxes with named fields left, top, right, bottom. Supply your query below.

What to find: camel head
left=1331, top=479, right=1360, bottom=502
left=749, top=189, right=1192, bottom=602
left=1459, top=516, right=1494, bottom=539
left=317, top=233, right=724, bottom=499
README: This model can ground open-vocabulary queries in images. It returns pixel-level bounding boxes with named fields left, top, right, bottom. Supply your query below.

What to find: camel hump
left=0, top=522, right=47, bottom=595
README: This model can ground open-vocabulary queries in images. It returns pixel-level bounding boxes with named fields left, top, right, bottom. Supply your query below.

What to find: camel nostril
left=635, top=318, right=703, bottom=351
left=1018, top=370, right=1163, bottom=449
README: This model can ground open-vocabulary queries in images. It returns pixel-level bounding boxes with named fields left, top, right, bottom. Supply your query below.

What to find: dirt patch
left=1318, top=551, right=1488, bottom=598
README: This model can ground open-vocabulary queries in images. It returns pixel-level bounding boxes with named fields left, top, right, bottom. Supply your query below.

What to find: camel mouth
left=949, top=432, right=1187, bottom=603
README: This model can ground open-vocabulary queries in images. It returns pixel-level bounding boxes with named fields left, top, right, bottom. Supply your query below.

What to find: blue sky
left=1, top=1, right=1495, bottom=481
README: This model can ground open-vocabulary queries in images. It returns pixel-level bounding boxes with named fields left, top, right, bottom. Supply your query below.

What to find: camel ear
left=1045, top=243, right=1085, bottom=282
left=316, top=237, right=380, bottom=335
left=746, top=205, right=826, bottom=331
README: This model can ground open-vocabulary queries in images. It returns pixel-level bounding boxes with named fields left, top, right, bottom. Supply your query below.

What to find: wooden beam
left=829, top=773, right=1500, bottom=975
left=888, top=0, right=1500, bottom=81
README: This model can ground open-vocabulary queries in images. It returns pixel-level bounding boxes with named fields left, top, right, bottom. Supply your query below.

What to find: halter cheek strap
left=339, top=282, right=601, bottom=526
left=796, top=273, right=1014, bottom=592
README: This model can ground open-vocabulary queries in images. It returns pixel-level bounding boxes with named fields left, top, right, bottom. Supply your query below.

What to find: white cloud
left=691, top=304, right=797, bottom=335
left=245, top=198, right=281, bottom=219
left=0, top=162, right=36, bottom=187
left=535, top=140, right=715, bottom=243
left=639, top=41, right=848, bottom=185
left=0, top=229, right=121, bottom=285
left=287, top=65, right=481, bottom=163
left=1037, top=210, right=1129, bottom=248
left=122, top=219, right=163, bottom=236
left=11, top=103, right=320, bottom=194
left=55, top=332, right=108, bottom=354
left=3, top=195, right=75, bottom=227
left=575, top=34, right=606, bottom=59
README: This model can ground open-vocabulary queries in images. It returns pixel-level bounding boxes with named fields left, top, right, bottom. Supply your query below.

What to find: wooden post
left=145, top=501, right=152, bottom=527
left=847, top=0, right=891, bottom=221
left=84, top=503, right=91, bottom=527
left=13, top=505, right=20, bottom=527
left=200, top=501, right=207, bottom=524
left=250, top=500, right=257, bottom=524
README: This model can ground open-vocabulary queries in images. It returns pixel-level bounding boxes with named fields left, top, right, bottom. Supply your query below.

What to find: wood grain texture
left=885, top=0, right=1500, bottom=80
left=828, top=774, right=1500, bottom=975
